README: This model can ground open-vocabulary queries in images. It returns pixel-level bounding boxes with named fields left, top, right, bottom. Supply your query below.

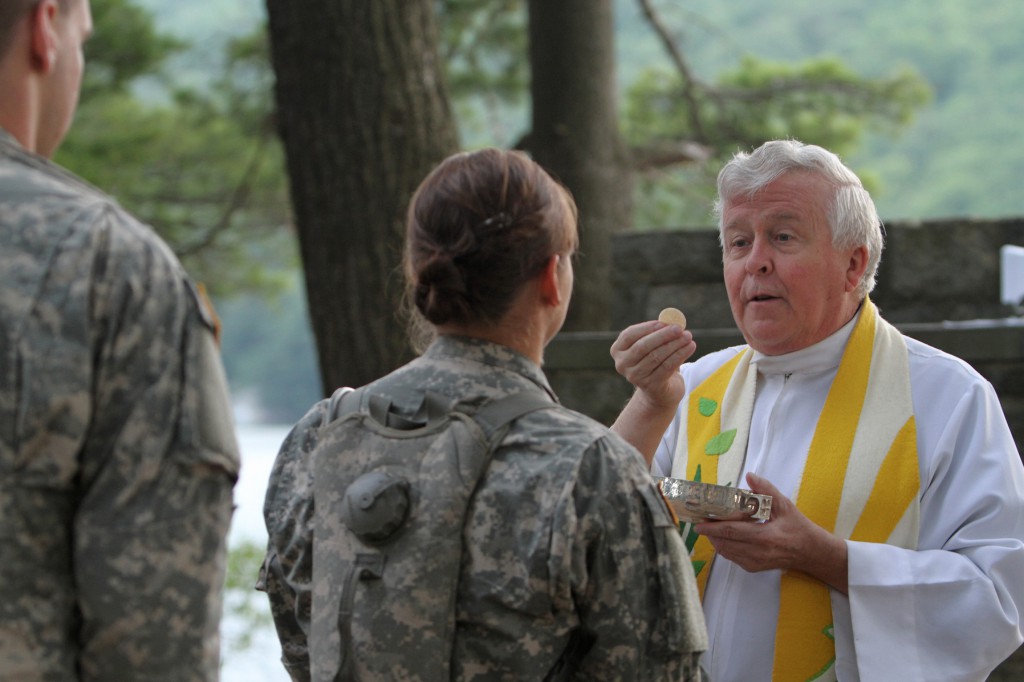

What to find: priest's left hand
left=694, top=472, right=849, bottom=594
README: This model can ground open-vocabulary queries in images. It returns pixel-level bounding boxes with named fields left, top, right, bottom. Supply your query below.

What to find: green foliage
left=634, top=0, right=1024, bottom=220
left=713, top=57, right=928, bottom=151
left=216, top=275, right=321, bottom=425
left=438, top=0, right=932, bottom=228
left=58, top=87, right=291, bottom=295
left=631, top=167, right=719, bottom=228
left=58, top=0, right=290, bottom=296
left=442, top=0, right=527, bottom=102
left=623, top=53, right=929, bottom=228
left=64, top=0, right=1024, bottom=426
left=81, top=0, right=183, bottom=98
left=223, top=539, right=273, bottom=653
left=213, top=29, right=277, bottom=136
left=56, top=0, right=303, bottom=421
left=439, top=0, right=530, bottom=146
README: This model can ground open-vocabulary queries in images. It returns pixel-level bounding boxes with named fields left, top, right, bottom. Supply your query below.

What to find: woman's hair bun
left=404, top=148, right=577, bottom=328
left=414, top=254, right=472, bottom=325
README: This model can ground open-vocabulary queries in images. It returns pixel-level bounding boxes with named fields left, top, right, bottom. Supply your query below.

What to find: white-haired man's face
left=721, top=170, right=868, bottom=356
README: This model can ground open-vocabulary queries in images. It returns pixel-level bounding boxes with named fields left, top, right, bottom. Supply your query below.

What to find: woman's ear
left=538, top=254, right=563, bottom=306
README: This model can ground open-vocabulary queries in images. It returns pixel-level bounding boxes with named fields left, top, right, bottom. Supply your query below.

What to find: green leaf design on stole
left=705, top=428, right=736, bottom=455
left=805, top=625, right=837, bottom=681
left=698, top=397, right=718, bottom=417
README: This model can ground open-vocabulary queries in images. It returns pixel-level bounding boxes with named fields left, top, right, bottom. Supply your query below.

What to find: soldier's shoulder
left=267, top=401, right=331, bottom=494
left=1, top=153, right=109, bottom=210
left=9, top=154, right=163, bottom=226
left=519, top=401, right=614, bottom=440
left=3, top=158, right=169, bottom=255
left=501, top=401, right=641, bottom=471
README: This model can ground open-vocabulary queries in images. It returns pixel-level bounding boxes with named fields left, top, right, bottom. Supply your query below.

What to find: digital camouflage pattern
left=0, top=129, right=240, bottom=681
left=306, top=384, right=553, bottom=681
left=259, top=335, right=707, bottom=681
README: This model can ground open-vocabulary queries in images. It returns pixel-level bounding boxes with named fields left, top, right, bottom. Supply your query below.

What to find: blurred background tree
left=58, top=0, right=290, bottom=298
left=265, top=0, right=459, bottom=393
left=55, top=0, right=313, bottom=423
left=266, top=0, right=928, bottom=390
left=58, top=0, right=1024, bottom=422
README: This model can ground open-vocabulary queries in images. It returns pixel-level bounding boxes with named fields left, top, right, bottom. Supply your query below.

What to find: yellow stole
left=673, top=299, right=920, bottom=681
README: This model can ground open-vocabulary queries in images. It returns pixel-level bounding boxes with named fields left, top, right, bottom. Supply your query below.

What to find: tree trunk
left=526, top=0, right=631, bottom=331
left=265, top=0, right=458, bottom=393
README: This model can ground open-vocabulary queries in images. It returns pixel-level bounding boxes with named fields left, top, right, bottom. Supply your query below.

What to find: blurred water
left=229, top=423, right=289, bottom=544
left=221, top=422, right=292, bottom=682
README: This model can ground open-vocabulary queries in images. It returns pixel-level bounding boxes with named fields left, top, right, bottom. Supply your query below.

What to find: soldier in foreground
left=0, top=0, right=240, bottom=678
left=259, top=148, right=707, bottom=680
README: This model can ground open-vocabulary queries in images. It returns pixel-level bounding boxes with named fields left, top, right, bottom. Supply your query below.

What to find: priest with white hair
left=611, top=139, right=1024, bottom=681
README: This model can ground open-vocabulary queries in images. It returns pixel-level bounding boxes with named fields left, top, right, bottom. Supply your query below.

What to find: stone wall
left=546, top=217, right=1024, bottom=451
left=609, top=217, right=1024, bottom=329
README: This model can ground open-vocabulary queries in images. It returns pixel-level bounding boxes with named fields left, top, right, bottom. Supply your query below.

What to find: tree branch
left=716, top=79, right=890, bottom=103
left=632, top=140, right=713, bottom=171
left=176, top=121, right=272, bottom=258
left=635, top=0, right=707, bottom=140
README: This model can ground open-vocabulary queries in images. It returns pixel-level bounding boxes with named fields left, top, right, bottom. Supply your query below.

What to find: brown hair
left=404, top=148, right=577, bottom=330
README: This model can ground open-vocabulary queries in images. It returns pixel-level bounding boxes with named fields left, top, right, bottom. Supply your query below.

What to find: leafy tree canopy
left=439, top=0, right=930, bottom=228
left=56, top=0, right=291, bottom=297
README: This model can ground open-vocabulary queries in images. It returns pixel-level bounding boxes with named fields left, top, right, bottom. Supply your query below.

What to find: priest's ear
left=845, top=244, right=870, bottom=294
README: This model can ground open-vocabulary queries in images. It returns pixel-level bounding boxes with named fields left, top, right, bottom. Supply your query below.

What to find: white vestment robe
left=653, top=311, right=1024, bottom=681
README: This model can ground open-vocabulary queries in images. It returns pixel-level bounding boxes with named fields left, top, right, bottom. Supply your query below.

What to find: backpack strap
left=322, top=385, right=556, bottom=438
left=323, top=386, right=445, bottom=430
left=322, top=386, right=357, bottom=427
left=469, top=390, right=557, bottom=448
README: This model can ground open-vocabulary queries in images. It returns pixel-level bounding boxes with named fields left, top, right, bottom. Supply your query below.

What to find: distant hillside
left=133, top=0, right=264, bottom=89
left=614, top=0, right=1024, bottom=221
left=134, top=0, right=263, bottom=41
left=147, top=0, right=1022, bottom=223
left=143, top=0, right=1024, bottom=421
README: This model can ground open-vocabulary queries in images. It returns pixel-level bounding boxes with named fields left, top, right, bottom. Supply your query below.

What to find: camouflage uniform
left=259, top=335, right=706, bottom=681
left=0, top=129, right=240, bottom=681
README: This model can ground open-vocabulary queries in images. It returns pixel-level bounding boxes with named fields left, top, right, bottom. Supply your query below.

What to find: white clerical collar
left=751, top=304, right=862, bottom=376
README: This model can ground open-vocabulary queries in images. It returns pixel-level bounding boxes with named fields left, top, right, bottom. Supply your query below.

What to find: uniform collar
left=425, top=334, right=558, bottom=401
left=0, top=127, right=24, bottom=153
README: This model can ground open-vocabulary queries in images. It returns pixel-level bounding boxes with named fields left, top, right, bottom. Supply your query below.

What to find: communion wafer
left=658, top=307, right=687, bottom=330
